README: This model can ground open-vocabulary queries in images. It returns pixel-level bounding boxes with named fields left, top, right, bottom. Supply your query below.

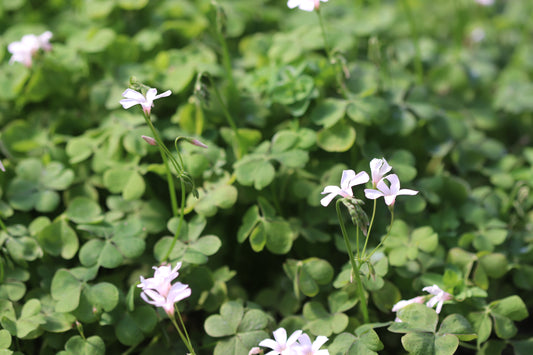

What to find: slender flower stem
left=316, top=8, right=331, bottom=59
left=142, top=115, right=189, bottom=263
left=361, top=199, right=377, bottom=259
left=143, top=115, right=179, bottom=217
left=163, top=179, right=186, bottom=263
left=365, top=208, right=395, bottom=262
left=169, top=311, right=196, bottom=355
left=336, top=200, right=369, bottom=323
left=316, top=9, right=350, bottom=98
left=401, top=0, right=424, bottom=84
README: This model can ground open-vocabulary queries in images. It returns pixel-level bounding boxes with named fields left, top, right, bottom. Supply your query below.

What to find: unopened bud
left=0, top=160, right=5, bottom=172
left=141, top=135, right=157, bottom=146
left=190, top=138, right=208, bottom=149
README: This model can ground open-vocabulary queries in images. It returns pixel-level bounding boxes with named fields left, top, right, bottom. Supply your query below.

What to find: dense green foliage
left=1, top=0, right=532, bottom=354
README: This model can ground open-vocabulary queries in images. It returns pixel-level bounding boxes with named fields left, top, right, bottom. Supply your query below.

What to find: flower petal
left=340, top=170, right=357, bottom=191
left=122, top=88, right=145, bottom=101
left=312, top=335, right=329, bottom=350
left=364, top=188, right=384, bottom=200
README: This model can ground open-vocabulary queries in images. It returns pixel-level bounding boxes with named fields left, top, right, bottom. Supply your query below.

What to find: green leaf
left=479, top=253, right=508, bottom=279
left=346, top=96, right=389, bottom=125
left=63, top=335, right=105, bottom=355
left=265, top=219, right=294, bottom=255
left=249, top=224, right=267, bottom=252
left=66, top=197, right=103, bottom=224
left=235, top=158, right=275, bottom=190
left=87, top=282, right=119, bottom=312
left=316, top=121, right=356, bottom=152
left=310, top=98, right=347, bottom=127
left=237, top=206, right=261, bottom=243
left=491, top=295, right=529, bottom=321
left=395, top=303, right=438, bottom=333
left=205, top=301, right=244, bottom=337
left=37, top=219, right=79, bottom=259
left=401, top=332, right=435, bottom=355
left=0, top=329, right=11, bottom=349
left=438, top=314, right=475, bottom=340
left=50, top=269, right=82, bottom=312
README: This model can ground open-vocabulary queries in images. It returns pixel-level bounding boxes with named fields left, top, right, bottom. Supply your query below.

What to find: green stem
left=316, top=9, right=350, bottom=98
left=366, top=207, right=395, bottom=262
left=361, top=199, right=377, bottom=259
left=401, top=0, right=424, bottom=84
left=169, top=311, right=196, bottom=355
left=336, top=200, right=369, bottom=323
left=143, top=115, right=179, bottom=217
left=162, top=179, right=186, bottom=263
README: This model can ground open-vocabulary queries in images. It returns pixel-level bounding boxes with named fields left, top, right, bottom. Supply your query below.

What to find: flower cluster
left=8, top=31, right=53, bottom=67
left=320, top=158, right=418, bottom=207
left=137, top=262, right=191, bottom=316
left=287, top=0, right=328, bottom=12
left=392, top=284, right=453, bottom=321
left=250, top=328, right=329, bottom=355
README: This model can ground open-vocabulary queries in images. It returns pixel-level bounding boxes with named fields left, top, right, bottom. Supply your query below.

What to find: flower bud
left=141, top=135, right=157, bottom=146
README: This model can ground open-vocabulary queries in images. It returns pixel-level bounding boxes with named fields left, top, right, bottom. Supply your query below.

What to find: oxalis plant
left=1, top=0, right=533, bottom=354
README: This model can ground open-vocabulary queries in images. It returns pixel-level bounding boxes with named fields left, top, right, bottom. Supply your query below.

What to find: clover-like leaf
left=58, top=335, right=105, bottom=355
left=303, top=301, right=349, bottom=337
left=115, top=306, right=157, bottom=346
left=37, top=219, right=79, bottom=260
left=204, top=301, right=269, bottom=355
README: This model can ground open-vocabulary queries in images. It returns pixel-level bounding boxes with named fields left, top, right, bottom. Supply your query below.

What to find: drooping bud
left=141, top=135, right=157, bottom=146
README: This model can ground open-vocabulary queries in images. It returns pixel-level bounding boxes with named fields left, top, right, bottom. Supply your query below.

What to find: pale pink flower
left=140, top=282, right=191, bottom=315
left=475, top=0, right=494, bottom=6
left=369, top=158, right=392, bottom=185
left=259, top=328, right=303, bottom=355
left=7, top=31, right=52, bottom=67
left=138, top=262, right=182, bottom=297
left=295, top=334, right=329, bottom=355
left=36, top=31, right=53, bottom=51
left=423, top=285, right=452, bottom=314
left=320, top=169, right=369, bottom=207
left=120, top=87, right=172, bottom=115
left=0, top=160, right=4, bottom=172
left=287, top=0, right=328, bottom=12
left=249, top=347, right=262, bottom=355
left=364, top=174, right=418, bottom=206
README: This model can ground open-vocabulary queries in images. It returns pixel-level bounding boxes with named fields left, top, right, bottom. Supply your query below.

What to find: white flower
left=120, top=87, right=172, bottom=115
left=320, top=169, right=369, bottom=207
left=294, top=334, right=329, bottom=355
left=138, top=262, right=190, bottom=315
left=422, top=285, right=452, bottom=314
left=0, top=160, right=4, bottom=172
left=7, top=31, right=53, bottom=67
left=391, top=296, right=426, bottom=322
left=364, top=174, right=418, bottom=206
left=140, top=282, right=191, bottom=315
left=259, top=328, right=303, bottom=355
left=36, top=31, right=53, bottom=51
left=287, top=0, right=328, bottom=12
left=475, top=0, right=494, bottom=6
left=369, top=158, right=392, bottom=186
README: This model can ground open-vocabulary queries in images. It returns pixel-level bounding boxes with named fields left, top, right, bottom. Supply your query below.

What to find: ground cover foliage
left=1, top=0, right=533, bottom=354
